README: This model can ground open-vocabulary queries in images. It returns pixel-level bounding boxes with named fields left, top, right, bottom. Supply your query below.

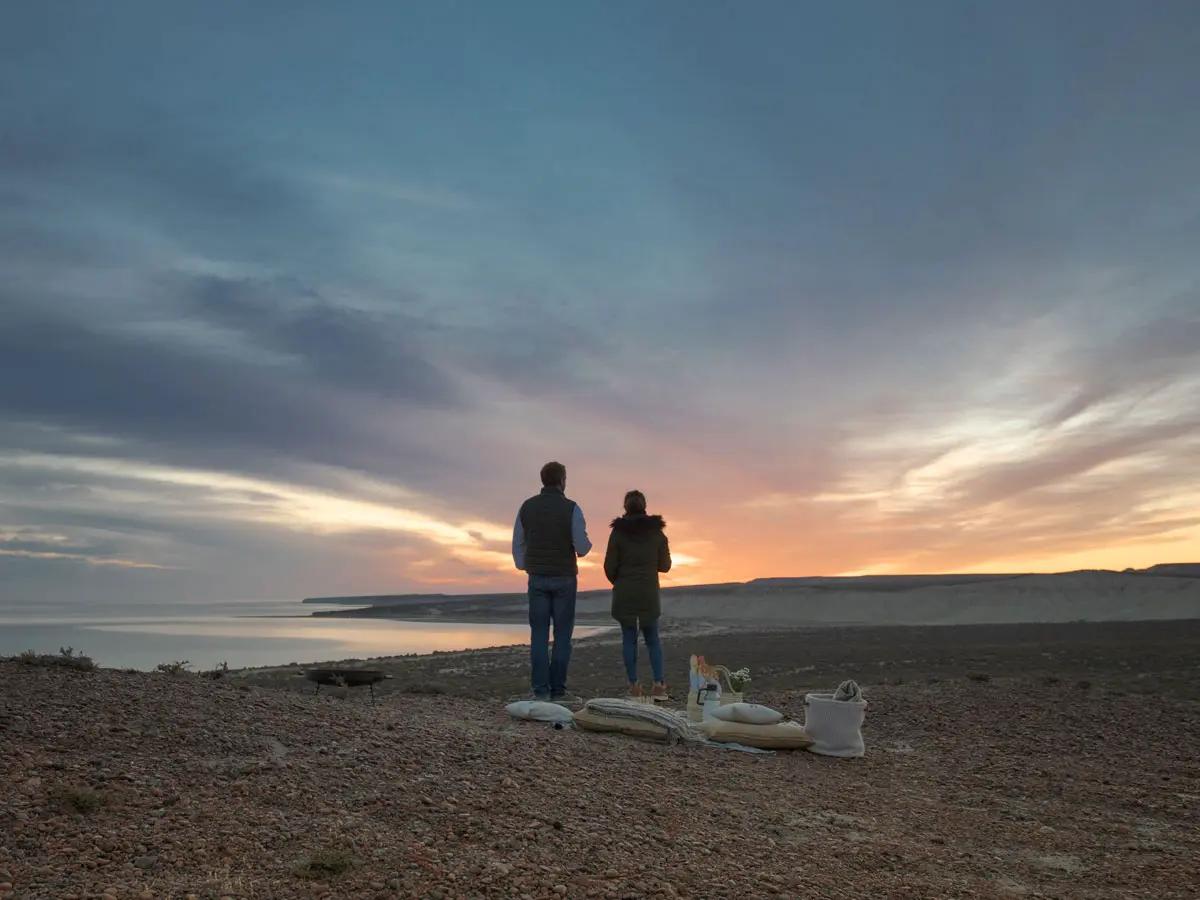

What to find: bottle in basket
left=700, top=683, right=722, bottom=721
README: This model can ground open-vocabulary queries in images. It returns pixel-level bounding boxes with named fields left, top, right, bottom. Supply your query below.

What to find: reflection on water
left=85, top=619, right=559, bottom=654
left=0, top=601, right=609, bottom=671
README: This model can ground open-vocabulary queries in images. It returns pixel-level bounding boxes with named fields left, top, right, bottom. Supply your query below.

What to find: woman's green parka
left=603, top=513, right=672, bottom=628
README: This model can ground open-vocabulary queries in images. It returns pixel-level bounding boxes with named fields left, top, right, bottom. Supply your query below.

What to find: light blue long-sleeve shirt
left=512, top=504, right=592, bottom=571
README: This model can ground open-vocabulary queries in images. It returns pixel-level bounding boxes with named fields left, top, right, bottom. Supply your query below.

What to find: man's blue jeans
left=527, top=573, right=577, bottom=698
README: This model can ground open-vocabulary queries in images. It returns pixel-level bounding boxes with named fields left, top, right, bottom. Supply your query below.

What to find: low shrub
left=294, top=847, right=354, bottom=879
left=48, top=783, right=107, bottom=815
left=13, top=647, right=96, bottom=672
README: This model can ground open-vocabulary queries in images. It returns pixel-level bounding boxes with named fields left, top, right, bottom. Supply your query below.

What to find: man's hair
left=623, top=490, right=647, bottom=515
left=540, top=461, right=567, bottom=487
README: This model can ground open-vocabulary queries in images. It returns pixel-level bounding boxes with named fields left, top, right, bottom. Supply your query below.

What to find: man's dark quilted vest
left=519, top=487, right=578, bottom=576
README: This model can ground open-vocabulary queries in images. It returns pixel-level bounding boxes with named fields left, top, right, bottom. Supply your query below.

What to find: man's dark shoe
left=533, top=692, right=551, bottom=702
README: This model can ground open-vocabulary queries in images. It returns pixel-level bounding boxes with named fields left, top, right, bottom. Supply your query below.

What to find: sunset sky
left=2, top=1, right=1199, bottom=605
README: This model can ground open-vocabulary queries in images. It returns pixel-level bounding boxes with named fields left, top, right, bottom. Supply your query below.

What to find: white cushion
left=505, top=700, right=575, bottom=724
left=710, top=702, right=784, bottom=725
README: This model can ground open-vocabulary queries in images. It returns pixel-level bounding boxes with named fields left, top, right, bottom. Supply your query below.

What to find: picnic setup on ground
left=507, top=655, right=868, bottom=758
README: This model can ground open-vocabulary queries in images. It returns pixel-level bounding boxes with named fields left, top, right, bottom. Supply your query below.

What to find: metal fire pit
left=301, top=668, right=392, bottom=704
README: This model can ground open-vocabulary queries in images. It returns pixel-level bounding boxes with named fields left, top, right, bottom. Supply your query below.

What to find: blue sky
left=2, top=1, right=1199, bottom=604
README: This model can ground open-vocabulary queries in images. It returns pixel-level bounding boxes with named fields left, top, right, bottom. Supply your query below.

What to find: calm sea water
left=0, top=599, right=603, bottom=672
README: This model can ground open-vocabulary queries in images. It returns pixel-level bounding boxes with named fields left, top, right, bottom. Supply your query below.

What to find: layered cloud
left=1, top=2, right=1198, bottom=603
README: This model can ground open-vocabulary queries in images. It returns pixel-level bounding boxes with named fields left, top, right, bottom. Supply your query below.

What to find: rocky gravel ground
left=2, top=642, right=1198, bottom=900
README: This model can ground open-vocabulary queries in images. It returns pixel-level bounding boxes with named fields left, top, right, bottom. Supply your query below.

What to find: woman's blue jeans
left=621, top=621, right=664, bottom=683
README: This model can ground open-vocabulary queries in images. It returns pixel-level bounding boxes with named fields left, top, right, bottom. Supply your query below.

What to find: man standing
left=512, top=461, right=592, bottom=701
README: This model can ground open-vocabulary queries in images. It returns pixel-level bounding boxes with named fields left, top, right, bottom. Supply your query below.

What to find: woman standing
left=603, top=490, right=672, bottom=700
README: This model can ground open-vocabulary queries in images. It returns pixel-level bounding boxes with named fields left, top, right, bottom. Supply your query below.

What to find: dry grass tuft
left=47, top=783, right=107, bottom=815
left=294, top=847, right=354, bottom=879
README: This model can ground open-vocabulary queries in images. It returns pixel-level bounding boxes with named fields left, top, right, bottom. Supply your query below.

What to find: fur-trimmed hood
left=609, top=513, right=666, bottom=534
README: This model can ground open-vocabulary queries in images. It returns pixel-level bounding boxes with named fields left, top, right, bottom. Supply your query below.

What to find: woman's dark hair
left=623, top=490, right=647, bottom=515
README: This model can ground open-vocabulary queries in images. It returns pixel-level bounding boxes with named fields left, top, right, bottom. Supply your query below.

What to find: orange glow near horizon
left=3, top=448, right=1198, bottom=595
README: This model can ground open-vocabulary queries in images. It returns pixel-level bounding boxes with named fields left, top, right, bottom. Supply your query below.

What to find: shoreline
left=10, top=614, right=1200, bottom=680
left=225, top=617, right=1200, bottom=698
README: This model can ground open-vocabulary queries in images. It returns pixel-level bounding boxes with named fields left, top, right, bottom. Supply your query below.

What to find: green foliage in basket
left=728, top=667, right=751, bottom=692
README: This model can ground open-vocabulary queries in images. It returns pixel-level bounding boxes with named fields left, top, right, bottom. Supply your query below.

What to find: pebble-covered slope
left=2, top=662, right=1197, bottom=899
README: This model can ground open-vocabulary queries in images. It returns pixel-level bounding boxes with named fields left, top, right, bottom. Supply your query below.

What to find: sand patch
left=994, top=874, right=1031, bottom=895
left=1031, top=853, right=1085, bottom=874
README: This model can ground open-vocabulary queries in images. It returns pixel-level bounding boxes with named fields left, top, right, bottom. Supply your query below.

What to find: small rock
left=134, top=854, right=159, bottom=870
